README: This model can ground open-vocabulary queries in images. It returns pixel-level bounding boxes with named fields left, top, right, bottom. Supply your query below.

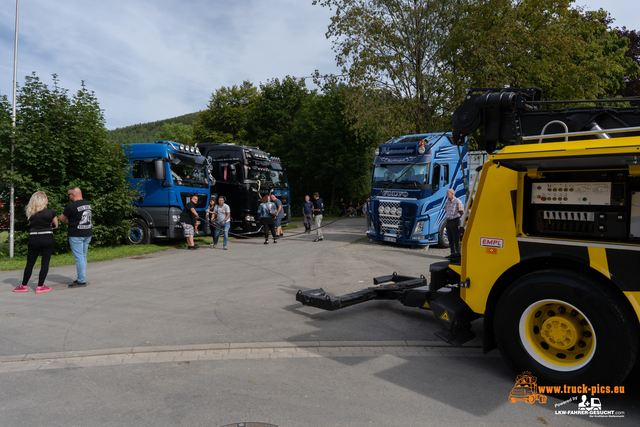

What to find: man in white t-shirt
left=211, top=195, right=231, bottom=249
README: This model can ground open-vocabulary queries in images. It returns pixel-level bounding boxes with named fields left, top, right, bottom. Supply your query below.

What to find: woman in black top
left=14, top=191, right=58, bottom=293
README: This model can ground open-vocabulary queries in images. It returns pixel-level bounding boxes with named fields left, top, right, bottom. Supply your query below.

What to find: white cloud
left=0, top=0, right=339, bottom=129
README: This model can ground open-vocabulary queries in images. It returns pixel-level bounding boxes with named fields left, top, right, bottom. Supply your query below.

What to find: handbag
left=269, top=202, right=277, bottom=217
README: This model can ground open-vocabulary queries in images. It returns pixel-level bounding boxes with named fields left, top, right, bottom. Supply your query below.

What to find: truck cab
left=198, top=143, right=273, bottom=234
left=368, top=133, right=468, bottom=246
left=125, top=140, right=210, bottom=244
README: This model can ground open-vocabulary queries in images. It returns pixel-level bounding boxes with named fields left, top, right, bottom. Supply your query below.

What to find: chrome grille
left=378, top=201, right=402, bottom=237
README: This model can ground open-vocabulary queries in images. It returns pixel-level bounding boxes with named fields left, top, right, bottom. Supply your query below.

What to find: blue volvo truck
left=125, top=140, right=211, bottom=244
left=368, top=133, right=473, bottom=247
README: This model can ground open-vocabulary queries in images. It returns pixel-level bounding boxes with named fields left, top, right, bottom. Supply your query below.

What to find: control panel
left=524, top=172, right=632, bottom=241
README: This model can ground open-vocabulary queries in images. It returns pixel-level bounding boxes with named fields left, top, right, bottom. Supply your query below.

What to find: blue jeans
left=69, top=236, right=91, bottom=283
left=214, top=221, right=230, bottom=247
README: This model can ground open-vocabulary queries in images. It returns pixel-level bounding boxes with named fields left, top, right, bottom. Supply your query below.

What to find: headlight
left=414, top=221, right=424, bottom=234
left=417, top=146, right=426, bottom=155
left=389, top=207, right=396, bottom=215
left=245, top=215, right=255, bottom=222
left=190, top=146, right=195, bottom=153
left=172, top=214, right=180, bottom=223
left=375, top=148, right=380, bottom=156
left=384, top=206, right=390, bottom=214
left=179, top=144, right=185, bottom=151
left=397, top=207, right=402, bottom=216
left=379, top=206, right=384, bottom=214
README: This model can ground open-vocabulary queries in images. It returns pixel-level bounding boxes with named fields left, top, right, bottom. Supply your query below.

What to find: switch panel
left=531, top=182, right=612, bottom=205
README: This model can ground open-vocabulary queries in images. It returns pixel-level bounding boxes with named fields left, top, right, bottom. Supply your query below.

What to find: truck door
left=132, top=159, right=169, bottom=206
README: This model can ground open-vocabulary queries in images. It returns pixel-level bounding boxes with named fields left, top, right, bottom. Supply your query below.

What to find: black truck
left=197, top=143, right=290, bottom=235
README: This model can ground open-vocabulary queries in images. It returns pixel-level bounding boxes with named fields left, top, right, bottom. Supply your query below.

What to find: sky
left=0, top=1, right=638, bottom=131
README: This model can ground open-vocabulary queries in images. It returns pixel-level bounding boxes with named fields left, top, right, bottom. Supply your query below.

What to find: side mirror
left=154, top=159, right=166, bottom=181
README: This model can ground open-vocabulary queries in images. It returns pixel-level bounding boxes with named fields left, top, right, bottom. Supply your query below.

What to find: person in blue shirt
left=270, top=194, right=285, bottom=237
left=258, top=195, right=277, bottom=244
left=312, top=192, right=324, bottom=242
left=302, top=195, right=314, bottom=234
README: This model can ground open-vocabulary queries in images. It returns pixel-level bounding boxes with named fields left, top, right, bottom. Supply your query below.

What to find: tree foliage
left=193, top=78, right=378, bottom=208
left=447, top=0, right=638, bottom=101
left=314, top=0, right=460, bottom=136
left=192, top=81, right=258, bottom=144
left=0, top=73, right=136, bottom=254
left=616, top=27, right=640, bottom=97
left=108, top=113, right=198, bottom=144
left=153, top=122, right=193, bottom=144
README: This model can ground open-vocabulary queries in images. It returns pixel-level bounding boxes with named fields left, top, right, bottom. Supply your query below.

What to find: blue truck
left=125, top=140, right=211, bottom=244
left=269, top=156, right=291, bottom=224
left=368, top=133, right=480, bottom=246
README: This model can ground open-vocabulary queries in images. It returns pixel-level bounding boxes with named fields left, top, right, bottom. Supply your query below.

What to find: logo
left=554, top=395, right=625, bottom=418
left=480, top=237, right=504, bottom=248
left=381, top=190, right=409, bottom=198
left=381, top=146, right=414, bottom=155
left=508, top=372, right=547, bottom=404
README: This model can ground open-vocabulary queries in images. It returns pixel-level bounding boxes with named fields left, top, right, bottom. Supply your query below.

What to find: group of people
left=13, top=187, right=92, bottom=293
left=258, top=193, right=286, bottom=244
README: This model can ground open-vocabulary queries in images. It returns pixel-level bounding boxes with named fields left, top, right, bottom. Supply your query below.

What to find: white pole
left=10, top=0, right=20, bottom=259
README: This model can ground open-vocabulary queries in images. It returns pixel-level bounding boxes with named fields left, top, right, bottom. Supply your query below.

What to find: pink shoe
left=35, top=285, right=52, bottom=294
left=13, top=285, right=28, bottom=292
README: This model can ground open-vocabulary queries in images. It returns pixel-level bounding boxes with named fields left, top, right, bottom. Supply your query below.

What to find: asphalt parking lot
left=1, top=218, right=637, bottom=427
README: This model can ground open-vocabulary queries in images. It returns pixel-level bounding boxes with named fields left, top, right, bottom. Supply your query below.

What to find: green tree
left=193, top=81, right=258, bottom=144
left=0, top=73, right=136, bottom=253
left=153, top=122, right=193, bottom=144
left=245, top=76, right=310, bottom=153
left=446, top=1, right=639, bottom=101
left=313, top=0, right=461, bottom=136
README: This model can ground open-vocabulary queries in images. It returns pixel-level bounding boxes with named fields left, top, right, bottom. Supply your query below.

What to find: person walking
left=258, top=195, right=277, bottom=244
left=180, top=195, right=199, bottom=250
left=270, top=194, right=284, bottom=237
left=302, top=195, right=314, bottom=234
left=312, top=192, right=324, bottom=242
left=59, top=186, right=92, bottom=288
left=212, top=195, right=231, bottom=249
left=363, top=198, right=371, bottom=232
left=13, top=191, right=58, bottom=293
left=444, top=188, right=464, bottom=257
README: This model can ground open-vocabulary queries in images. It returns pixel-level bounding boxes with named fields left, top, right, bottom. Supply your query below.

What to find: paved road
left=1, top=218, right=637, bottom=426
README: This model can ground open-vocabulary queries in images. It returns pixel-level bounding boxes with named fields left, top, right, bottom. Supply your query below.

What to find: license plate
left=384, top=237, right=396, bottom=242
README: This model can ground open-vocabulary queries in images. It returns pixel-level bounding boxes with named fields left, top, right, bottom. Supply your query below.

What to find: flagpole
left=10, top=0, right=20, bottom=259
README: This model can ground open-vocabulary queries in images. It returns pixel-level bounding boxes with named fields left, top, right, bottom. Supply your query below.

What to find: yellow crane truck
left=297, top=88, right=640, bottom=386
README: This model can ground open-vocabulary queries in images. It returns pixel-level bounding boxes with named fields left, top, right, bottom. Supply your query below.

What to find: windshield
left=170, top=163, right=208, bottom=188
left=372, top=163, right=430, bottom=186
left=269, top=170, right=288, bottom=187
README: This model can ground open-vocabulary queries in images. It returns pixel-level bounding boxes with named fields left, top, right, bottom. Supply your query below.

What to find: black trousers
left=446, top=218, right=461, bottom=255
left=261, top=218, right=276, bottom=240
left=22, top=234, right=55, bottom=287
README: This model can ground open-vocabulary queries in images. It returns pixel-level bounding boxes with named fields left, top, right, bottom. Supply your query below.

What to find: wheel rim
left=519, top=299, right=596, bottom=372
left=130, top=227, right=143, bottom=243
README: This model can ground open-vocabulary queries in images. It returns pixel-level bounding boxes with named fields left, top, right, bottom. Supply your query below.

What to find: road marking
left=0, top=341, right=496, bottom=373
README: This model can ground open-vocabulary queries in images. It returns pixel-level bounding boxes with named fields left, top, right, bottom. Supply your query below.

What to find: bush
left=0, top=73, right=136, bottom=253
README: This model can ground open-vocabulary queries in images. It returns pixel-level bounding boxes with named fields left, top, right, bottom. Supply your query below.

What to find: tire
left=436, top=221, right=450, bottom=248
left=493, top=269, right=638, bottom=386
left=127, top=218, right=151, bottom=245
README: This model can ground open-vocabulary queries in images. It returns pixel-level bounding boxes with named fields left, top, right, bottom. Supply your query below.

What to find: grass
left=0, top=221, right=305, bottom=272
left=0, top=233, right=213, bottom=272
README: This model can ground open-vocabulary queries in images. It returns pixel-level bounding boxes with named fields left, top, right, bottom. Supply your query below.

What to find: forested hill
left=108, top=112, right=199, bottom=143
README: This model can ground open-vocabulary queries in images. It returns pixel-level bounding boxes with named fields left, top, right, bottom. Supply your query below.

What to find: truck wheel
left=127, top=218, right=151, bottom=245
left=493, top=269, right=638, bottom=386
left=436, top=221, right=450, bottom=248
